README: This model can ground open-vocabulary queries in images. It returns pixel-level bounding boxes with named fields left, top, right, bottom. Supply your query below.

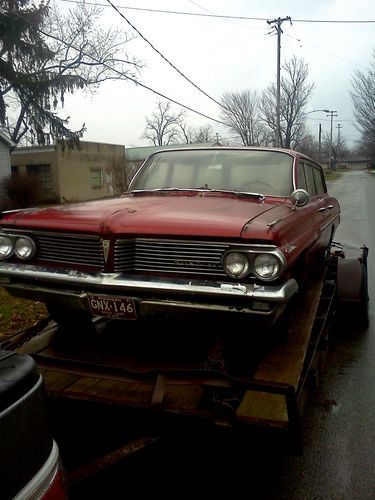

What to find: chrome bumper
left=0, top=263, right=298, bottom=319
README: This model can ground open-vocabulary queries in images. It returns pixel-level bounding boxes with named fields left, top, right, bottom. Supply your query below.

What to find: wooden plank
left=65, top=378, right=154, bottom=407
left=236, top=390, right=288, bottom=427
left=254, top=268, right=326, bottom=389
left=45, top=372, right=81, bottom=391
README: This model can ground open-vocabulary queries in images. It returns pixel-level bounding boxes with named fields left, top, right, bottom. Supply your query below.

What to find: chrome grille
left=4, top=230, right=104, bottom=268
left=114, top=238, right=230, bottom=276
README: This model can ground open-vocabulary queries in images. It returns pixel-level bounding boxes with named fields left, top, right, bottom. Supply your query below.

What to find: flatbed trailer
left=0, top=243, right=369, bottom=484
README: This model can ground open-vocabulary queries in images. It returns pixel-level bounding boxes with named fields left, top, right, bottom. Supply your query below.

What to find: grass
left=0, top=287, right=48, bottom=337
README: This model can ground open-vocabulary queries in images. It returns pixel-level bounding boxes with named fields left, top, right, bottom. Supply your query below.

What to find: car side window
left=303, top=162, right=318, bottom=196
left=297, top=163, right=307, bottom=190
left=312, top=165, right=326, bottom=195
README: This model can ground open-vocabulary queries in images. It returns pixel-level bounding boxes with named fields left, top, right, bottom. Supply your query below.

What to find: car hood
left=1, top=192, right=289, bottom=239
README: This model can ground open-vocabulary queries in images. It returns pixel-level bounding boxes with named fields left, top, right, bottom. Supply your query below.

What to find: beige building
left=11, top=141, right=125, bottom=203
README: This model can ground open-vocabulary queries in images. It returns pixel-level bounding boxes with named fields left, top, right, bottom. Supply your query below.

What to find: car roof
left=145, top=146, right=316, bottom=163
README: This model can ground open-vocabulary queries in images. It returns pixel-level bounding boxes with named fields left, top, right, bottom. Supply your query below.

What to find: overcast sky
left=60, top=0, right=375, bottom=149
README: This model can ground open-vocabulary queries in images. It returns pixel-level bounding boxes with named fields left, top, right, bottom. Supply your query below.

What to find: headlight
left=14, top=236, right=37, bottom=260
left=223, top=251, right=249, bottom=278
left=253, top=253, right=281, bottom=280
left=0, top=235, right=14, bottom=260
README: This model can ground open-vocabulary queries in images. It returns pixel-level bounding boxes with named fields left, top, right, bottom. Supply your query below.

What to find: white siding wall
left=0, top=140, right=11, bottom=201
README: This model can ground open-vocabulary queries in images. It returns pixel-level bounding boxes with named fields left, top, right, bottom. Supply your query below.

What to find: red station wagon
left=0, top=147, right=340, bottom=329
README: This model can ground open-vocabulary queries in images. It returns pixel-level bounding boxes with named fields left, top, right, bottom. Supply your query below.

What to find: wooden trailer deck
left=1, top=259, right=336, bottom=449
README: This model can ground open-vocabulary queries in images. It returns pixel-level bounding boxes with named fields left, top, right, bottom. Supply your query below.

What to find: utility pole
left=318, top=123, right=322, bottom=163
left=267, top=16, right=291, bottom=148
left=337, top=123, right=342, bottom=167
left=337, top=123, right=342, bottom=141
left=326, top=110, right=338, bottom=170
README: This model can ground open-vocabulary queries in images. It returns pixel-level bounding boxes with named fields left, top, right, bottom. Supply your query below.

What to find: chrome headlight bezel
left=14, top=236, right=37, bottom=261
left=222, top=251, right=250, bottom=279
left=0, top=235, right=14, bottom=260
left=252, top=252, right=283, bottom=281
left=222, top=246, right=286, bottom=282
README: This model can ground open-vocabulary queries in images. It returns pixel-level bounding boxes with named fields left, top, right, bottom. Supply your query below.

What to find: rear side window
left=297, top=163, right=307, bottom=190
left=303, top=163, right=317, bottom=196
left=298, top=161, right=327, bottom=197
left=312, top=166, right=326, bottom=195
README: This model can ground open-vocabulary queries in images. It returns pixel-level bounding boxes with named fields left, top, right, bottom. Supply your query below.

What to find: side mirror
left=291, top=189, right=309, bottom=207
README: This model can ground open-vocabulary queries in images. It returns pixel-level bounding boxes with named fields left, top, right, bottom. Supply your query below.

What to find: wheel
left=46, top=302, right=94, bottom=334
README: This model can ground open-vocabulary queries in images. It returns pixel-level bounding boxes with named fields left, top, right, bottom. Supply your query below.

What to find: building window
left=90, top=168, right=103, bottom=188
left=26, top=164, right=52, bottom=189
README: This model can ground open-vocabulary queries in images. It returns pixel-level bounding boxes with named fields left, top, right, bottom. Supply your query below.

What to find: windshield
left=129, top=149, right=294, bottom=196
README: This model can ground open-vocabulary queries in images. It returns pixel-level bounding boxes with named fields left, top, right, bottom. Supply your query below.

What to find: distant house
left=0, top=130, right=15, bottom=206
left=11, top=141, right=125, bottom=203
left=336, top=157, right=373, bottom=170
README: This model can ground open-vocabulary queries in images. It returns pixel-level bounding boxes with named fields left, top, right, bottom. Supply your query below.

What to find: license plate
left=88, top=294, right=137, bottom=320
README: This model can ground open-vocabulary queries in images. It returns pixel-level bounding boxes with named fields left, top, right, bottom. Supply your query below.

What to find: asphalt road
left=68, top=169, right=375, bottom=500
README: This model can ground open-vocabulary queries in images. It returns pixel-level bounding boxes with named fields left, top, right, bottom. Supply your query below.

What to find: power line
left=9, top=10, right=229, bottom=128
left=60, top=1, right=375, bottom=23
left=106, top=0, right=226, bottom=110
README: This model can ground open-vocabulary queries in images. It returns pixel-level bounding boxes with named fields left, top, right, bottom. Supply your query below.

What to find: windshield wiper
left=129, top=187, right=265, bottom=200
left=196, top=187, right=265, bottom=200
left=129, top=187, right=195, bottom=194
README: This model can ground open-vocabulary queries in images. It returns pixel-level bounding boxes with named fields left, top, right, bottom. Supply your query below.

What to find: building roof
left=0, top=129, right=15, bottom=148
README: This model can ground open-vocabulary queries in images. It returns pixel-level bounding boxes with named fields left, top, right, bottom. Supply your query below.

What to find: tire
left=46, top=303, right=94, bottom=334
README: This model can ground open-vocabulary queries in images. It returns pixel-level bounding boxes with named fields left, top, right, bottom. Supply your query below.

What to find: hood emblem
left=101, top=239, right=110, bottom=264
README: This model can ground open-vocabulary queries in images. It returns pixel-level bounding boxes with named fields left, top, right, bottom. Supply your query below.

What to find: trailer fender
left=336, top=246, right=369, bottom=328
left=336, top=246, right=368, bottom=303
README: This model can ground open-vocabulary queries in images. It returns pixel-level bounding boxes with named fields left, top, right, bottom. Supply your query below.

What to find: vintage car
left=0, top=147, right=340, bottom=329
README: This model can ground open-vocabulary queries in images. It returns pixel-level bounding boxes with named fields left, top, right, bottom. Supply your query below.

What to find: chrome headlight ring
left=0, top=233, right=37, bottom=261
left=252, top=252, right=283, bottom=281
left=0, top=235, right=14, bottom=260
left=222, top=246, right=285, bottom=282
left=14, top=236, right=37, bottom=260
left=222, top=251, right=250, bottom=279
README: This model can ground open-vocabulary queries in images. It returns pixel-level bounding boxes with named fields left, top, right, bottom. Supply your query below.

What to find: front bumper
left=0, top=263, right=298, bottom=321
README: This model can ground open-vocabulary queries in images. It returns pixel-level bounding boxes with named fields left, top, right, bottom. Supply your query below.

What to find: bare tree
left=1, top=0, right=142, bottom=145
left=106, top=157, right=135, bottom=194
left=321, top=132, right=350, bottom=166
left=143, top=100, right=185, bottom=145
left=351, top=49, right=375, bottom=158
left=219, top=90, right=261, bottom=146
left=260, top=56, right=314, bottom=149
left=296, top=133, right=320, bottom=161
left=191, top=125, right=215, bottom=143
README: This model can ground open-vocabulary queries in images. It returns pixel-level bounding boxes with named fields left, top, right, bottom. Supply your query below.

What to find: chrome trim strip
left=0, top=262, right=298, bottom=302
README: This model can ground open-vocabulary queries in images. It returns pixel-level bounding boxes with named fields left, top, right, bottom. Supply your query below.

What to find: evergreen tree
left=0, top=0, right=141, bottom=145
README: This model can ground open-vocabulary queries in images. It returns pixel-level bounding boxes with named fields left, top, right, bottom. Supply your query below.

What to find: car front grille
left=114, top=238, right=230, bottom=276
left=2, top=230, right=232, bottom=276
left=3, top=230, right=104, bottom=269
